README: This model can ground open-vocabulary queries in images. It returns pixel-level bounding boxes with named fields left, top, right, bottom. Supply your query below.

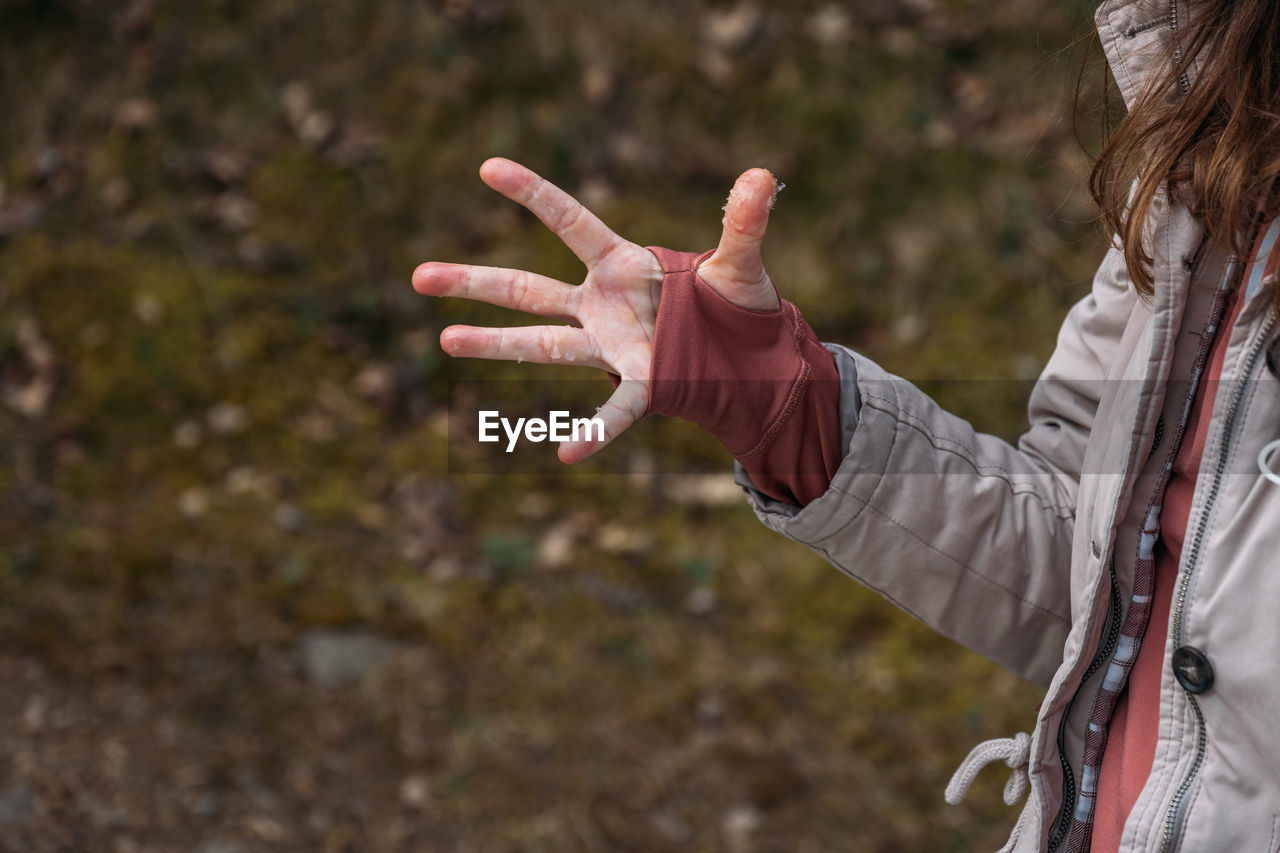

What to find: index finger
left=479, top=158, right=624, bottom=268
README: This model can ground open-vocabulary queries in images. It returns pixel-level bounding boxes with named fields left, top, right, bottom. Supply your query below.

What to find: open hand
left=413, top=157, right=781, bottom=464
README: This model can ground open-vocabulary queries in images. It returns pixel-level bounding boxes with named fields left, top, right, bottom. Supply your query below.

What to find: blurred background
left=0, top=0, right=1115, bottom=850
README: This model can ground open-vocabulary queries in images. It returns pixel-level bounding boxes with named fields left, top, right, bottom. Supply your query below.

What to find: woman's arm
left=740, top=247, right=1138, bottom=685
left=415, top=158, right=1129, bottom=684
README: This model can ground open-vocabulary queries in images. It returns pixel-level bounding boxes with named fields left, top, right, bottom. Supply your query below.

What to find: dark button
left=1172, top=645, right=1214, bottom=694
left=1265, top=334, right=1280, bottom=381
left=1181, top=257, right=1195, bottom=273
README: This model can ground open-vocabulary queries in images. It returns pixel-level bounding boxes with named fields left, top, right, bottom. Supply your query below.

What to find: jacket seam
left=861, top=391, right=985, bottom=459
left=1149, top=685, right=1191, bottom=848
left=805, top=400, right=1071, bottom=626
left=757, top=399, right=885, bottom=537
left=735, top=357, right=812, bottom=460
left=818, top=479, right=1073, bottom=625
left=860, top=394, right=1077, bottom=519
left=818, top=386, right=904, bottom=530
left=861, top=390, right=1068, bottom=489
left=811, top=539, right=935, bottom=632
left=1174, top=773, right=1205, bottom=853
left=1178, top=338, right=1263, bottom=635
left=1099, top=13, right=1141, bottom=109
left=1125, top=685, right=1169, bottom=853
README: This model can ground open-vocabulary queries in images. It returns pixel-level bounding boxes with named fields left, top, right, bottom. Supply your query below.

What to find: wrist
left=643, top=245, right=819, bottom=458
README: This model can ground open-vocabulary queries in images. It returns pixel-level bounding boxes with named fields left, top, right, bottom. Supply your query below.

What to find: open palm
left=413, top=157, right=781, bottom=464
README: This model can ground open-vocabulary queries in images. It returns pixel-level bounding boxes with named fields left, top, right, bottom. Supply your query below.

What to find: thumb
left=698, top=167, right=782, bottom=311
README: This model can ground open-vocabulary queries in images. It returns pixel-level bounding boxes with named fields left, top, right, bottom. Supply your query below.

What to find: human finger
left=479, top=157, right=624, bottom=268
left=413, top=262, right=578, bottom=320
left=439, top=324, right=605, bottom=369
left=697, top=167, right=781, bottom=311
left=556, top=379, right=647, bottom=464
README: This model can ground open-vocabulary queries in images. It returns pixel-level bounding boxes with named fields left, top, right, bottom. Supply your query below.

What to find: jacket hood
left=1095, top=0, right=1206, bottom=111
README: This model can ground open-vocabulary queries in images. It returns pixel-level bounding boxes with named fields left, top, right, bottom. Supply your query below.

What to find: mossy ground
left=1, top=1, right=1111, bottom=850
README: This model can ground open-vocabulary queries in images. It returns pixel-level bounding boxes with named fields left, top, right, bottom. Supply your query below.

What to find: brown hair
left=1090, top=0, right=1280, bottom=304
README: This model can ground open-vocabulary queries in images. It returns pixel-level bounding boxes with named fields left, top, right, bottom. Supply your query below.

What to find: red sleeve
left=641, top=247, right=843, bottom=505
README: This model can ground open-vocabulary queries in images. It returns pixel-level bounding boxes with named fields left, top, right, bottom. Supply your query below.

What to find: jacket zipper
left=1048, top=239, right=1237, bottom=852
left=1158, top=312, right=1277, bottom=853
left=1047, top=562, right=1122, bottom=853
left=1123, top=3, right=1188, bottom=94
left=1123, top=18, right=1164, bottom=39
left=1168, top=0, right=1191, bottom=96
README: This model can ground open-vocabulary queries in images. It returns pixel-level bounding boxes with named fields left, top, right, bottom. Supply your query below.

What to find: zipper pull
left=1260, top=439, right=1280, bottom=485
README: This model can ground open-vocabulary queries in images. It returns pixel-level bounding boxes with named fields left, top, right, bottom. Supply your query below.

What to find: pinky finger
left=557, top=379, right=648, bottom=464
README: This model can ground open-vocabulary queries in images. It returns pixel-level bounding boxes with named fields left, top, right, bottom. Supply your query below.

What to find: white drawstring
left=1259, top=438, right=1280, bottom=485
left=945, top=731, right=1032, bottom=807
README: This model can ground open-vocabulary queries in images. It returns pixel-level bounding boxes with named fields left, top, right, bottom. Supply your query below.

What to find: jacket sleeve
left=737, top=247, right=1138, bottom=686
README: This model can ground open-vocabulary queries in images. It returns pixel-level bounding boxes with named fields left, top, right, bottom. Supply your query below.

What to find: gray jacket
left=737, top=1, right=1280, bottom=850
